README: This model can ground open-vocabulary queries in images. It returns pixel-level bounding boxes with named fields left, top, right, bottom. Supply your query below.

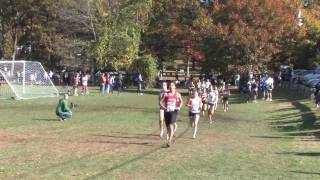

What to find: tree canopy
left=0, top=0, right=319, bottom=73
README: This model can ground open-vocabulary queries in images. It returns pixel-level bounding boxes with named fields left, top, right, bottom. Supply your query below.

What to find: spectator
left=105, top=73, right=110, bottom=94
left=235, top=72, right=240, bottom=88
left=56, top=94, right=72, bottom=121
left=116, top=73, right=123, bottom=94
left=100, top=73, right=106, bottom=94
left=81, top=74, right=89, bottom=95
left=72, top=72, right=80, bottom=96
left=109, top=75, right=114, bottom=94
left=135, top=73, right=143, bottom=95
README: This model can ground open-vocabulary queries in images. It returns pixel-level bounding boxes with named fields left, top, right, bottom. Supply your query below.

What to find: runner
left=265, top=75, right=274, bottom=101
left=186, top=90, right=202, bottom=139
left=214, top=85, right=219, bottom=110
left=251, top=79, right=258, bottom=103
left=195, top=79, right=201, bottom=90
left=207, top=85, right=217, bottom=124
left=188, top=80, right=195, bottom=96
left=200, top=88, right=208, bottom=117
left=219, top=82, right=225, bottom=105
left=200, top=79, right=206, bottom=93
left=159, top=82, right=168, bottom=138
left=205, top=79, right=211, bottom=89
left=160, top=82, right=183, bottom=147
left=260, top=75, right=267, bottom=100
left=222, top=84, right=231, bottom=112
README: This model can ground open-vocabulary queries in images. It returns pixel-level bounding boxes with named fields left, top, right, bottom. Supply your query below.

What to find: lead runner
left=160, top=82, right=183, bottom=147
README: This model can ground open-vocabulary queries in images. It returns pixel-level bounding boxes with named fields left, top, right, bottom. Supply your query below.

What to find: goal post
left=0, top=60, right=59, bottom=99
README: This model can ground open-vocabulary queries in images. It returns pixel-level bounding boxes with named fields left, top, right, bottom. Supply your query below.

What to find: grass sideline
left=0, top=88, right=320, bottom=179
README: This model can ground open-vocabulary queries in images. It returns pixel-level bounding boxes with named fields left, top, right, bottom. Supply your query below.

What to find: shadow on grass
left=87, top=140, right=154, bottom=146
left=269, top=119, right=303, bottom=125
left=251, top=135, right=295, bottom=140
left=32, top=118, right=58, bottom=121
left=278, top=152, right=320, bottom=157
left=91, top=134, right=158, bottom=140
left=84, top=126, right=190, bottom=179
left=290, top=170, right=320, bottom=175
left=267, top=112, right=304, bottom=119
left=267, top=89, right=319, bottom=137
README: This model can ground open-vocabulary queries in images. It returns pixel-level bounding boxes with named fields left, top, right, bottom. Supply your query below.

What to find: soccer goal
left=0, top=60, right=59, bottom=100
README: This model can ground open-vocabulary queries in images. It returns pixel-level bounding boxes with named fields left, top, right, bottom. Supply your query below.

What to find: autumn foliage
left=145, top=0, right=318, bottom=73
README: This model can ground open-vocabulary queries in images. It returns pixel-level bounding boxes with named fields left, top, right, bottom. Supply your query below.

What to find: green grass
left=0, top=88, right=320, bottom=179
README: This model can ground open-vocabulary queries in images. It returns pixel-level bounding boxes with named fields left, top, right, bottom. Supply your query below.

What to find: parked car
left=301, top=72, right=320, bottom=84
left=307, top=79, right=320, bottom=88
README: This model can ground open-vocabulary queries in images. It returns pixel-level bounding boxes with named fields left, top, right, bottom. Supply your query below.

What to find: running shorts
left=164, top=111, right=178, bottom=127
left=189, top=112, right=199, bottom=117
left=223, top=97, right=229, bottom=102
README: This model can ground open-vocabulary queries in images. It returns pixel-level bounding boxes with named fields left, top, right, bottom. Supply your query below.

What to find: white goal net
left=0, top=60, right=59, bottom=99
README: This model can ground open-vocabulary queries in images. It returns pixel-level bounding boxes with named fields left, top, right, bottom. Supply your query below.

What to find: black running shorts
left=189, top=112, right=199, bottom=117
left=164, top=111, right=178, bottom=127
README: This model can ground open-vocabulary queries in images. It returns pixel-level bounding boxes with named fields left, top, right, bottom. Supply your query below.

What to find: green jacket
left=56, top=99, right=70, bottom=114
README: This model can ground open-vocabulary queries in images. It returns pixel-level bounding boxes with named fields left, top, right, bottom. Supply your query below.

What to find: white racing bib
left=167, top=101, right=176, bottom=112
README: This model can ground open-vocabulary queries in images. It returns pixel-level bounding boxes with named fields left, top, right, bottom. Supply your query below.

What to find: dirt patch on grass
left=64, top=133, right=160, bottom=155
left=0, top=130, right=38, bottom=148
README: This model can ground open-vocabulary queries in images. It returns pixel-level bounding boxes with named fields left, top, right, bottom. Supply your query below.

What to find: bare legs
left=201, top=103, right=207, bottom=117
left=223, top=100, right=229, bottom=112
left=159, top=109, right=164, bottom=137
left=208, top=105, right=215, bottom=124
left=190, top=114, right=200, bottom=139
left=167, top=124, right=175, bottom=147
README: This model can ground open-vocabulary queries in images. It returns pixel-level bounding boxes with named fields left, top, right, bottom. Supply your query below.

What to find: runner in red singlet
left=160, top=82, right=183, bottom=147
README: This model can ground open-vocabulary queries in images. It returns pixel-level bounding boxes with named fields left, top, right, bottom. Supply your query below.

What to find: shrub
left=132, top=54, right=157, bottom=88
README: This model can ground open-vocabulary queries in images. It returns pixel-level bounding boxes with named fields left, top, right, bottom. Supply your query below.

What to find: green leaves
left=92, top=0, right=152, bottom=71
left=132, top=54, right=157, bottom=87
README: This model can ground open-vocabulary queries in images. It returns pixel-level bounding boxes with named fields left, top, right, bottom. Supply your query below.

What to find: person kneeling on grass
left=56, top=94, right=72, bottom=121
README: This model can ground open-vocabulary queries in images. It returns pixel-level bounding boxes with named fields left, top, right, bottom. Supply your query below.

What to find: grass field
left=0, top=88, right=320, bottom=179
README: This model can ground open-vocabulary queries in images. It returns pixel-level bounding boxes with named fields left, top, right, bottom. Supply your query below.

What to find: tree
left=92, top=0, right=153, bottom=71
left=211, top=0, right=305, bottom=70
left=131, top=54, right=157, bottom=87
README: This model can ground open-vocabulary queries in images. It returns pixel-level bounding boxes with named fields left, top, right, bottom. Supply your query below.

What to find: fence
left=277, top=80, right=315, bottom=99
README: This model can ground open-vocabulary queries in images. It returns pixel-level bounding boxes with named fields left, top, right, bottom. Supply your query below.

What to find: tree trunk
left=29, top=15, right=33, bottom=60
left=87, top=0, right=97, bottom=41
left=12, top=29, right=17, bottom=61
left=186, top=57, right=190, bottom=78
left=0, top=19, right=5, bottom=60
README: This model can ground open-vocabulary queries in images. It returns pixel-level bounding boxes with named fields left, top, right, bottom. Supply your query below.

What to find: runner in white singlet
left=159, top=82, right=168, bottom=138
left=186, top=90, right=202, bottom=139
left=207, top=85, right=217, bottom=124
